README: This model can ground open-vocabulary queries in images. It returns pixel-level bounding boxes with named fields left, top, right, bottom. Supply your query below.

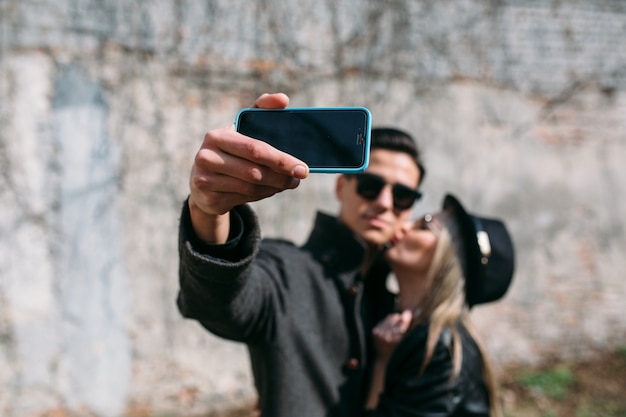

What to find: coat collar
left=302, top=211, right=368, bottom=287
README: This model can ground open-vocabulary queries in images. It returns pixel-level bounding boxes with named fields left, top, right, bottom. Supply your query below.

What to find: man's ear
left=335, top=174, right=347, bottom=200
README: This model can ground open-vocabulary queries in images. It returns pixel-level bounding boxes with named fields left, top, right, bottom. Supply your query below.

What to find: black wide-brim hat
left=442, top=194, right=515, bottom=307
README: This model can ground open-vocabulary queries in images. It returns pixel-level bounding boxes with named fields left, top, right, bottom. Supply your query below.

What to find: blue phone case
left=235, top=107, right=371, bottom=173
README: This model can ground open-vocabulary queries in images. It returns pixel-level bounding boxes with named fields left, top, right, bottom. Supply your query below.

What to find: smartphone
left=234, top=107, right=371, bottom=173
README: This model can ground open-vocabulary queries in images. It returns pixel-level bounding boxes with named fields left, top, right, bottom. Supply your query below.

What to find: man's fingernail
left=293, top=165, right=308, bottom=178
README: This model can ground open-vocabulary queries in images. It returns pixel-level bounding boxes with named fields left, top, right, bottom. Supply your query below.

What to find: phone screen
left=235, top=107, right=371, bottom=173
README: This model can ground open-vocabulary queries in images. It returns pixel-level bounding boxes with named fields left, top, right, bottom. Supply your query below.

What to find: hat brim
left=442, top=194, right=484, bottom=302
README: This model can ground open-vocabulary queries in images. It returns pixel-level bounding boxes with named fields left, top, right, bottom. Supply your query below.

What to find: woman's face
left=385, top=215, right=439, bottom=274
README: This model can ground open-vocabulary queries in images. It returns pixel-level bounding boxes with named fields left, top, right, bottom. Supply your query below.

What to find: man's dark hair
left=370, top=127, right=426, bottom=186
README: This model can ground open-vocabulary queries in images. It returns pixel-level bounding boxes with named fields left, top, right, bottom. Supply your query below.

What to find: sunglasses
left=350, top=173, right=422, bottom=211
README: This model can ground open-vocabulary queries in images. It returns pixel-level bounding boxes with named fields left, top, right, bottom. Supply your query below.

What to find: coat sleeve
left=176, top=201, right=287, bottom=343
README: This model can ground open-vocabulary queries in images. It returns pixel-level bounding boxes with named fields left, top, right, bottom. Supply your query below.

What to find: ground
left=499, top=347, right=626, bottom=417
left=214, top=346, right=626, bottom=417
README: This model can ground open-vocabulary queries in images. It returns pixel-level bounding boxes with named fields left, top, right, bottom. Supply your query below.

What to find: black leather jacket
left=363, top=324, right=491, bottom=417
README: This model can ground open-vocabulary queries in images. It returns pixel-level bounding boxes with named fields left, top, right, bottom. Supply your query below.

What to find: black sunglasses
left=350, top=173, right=422, bottom=211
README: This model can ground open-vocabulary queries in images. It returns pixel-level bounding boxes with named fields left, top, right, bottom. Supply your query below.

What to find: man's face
left=335, top=149, right=421, bottom=248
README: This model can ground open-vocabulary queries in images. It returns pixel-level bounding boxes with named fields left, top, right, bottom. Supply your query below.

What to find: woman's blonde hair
left=412, top=221, right=503, bottom=417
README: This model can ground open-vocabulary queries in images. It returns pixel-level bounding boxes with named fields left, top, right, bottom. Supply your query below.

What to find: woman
left=364, top=194, right=515, bottom=417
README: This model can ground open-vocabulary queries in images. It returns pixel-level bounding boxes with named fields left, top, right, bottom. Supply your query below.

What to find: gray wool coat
left=177, top=201, right=394, bottom=417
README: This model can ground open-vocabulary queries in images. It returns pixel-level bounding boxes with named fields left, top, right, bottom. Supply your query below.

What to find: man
left=177, top=93, right=426, bottom=416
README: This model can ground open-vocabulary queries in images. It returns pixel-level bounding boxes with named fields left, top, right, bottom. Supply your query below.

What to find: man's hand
left=188, top=93, right=309, bottom=244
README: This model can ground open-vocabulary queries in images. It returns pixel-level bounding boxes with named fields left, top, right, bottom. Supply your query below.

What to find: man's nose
left=374, top=185, right=394, bottom=209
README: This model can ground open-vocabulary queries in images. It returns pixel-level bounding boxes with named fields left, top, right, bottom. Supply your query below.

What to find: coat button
left=345, top=358, right=360, bottom=370
left=347, top=285, right=359, bottom=296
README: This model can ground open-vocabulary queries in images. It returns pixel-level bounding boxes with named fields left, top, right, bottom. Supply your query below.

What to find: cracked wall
left=1, top=1, right=625, bottom=416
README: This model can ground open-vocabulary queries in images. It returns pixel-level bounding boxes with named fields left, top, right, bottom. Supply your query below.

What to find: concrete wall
left=1, top=0, right=625, bottom=416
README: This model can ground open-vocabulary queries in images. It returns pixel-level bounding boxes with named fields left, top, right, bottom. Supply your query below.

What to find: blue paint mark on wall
left=52, top=65, right=130, bottom=416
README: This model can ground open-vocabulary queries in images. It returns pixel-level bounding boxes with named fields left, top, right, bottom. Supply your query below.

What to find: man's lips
left=364, top=214, right=389, bottom=229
